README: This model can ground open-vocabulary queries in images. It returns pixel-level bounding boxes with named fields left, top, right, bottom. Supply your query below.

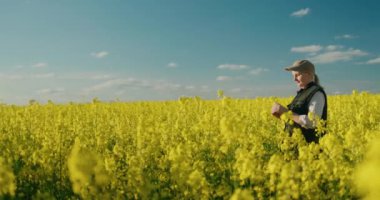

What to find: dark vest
left=286, top=82, right=327, bottom=143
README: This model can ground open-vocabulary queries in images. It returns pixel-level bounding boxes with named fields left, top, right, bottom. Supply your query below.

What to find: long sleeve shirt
left=298, top=91, right=325, bottom=129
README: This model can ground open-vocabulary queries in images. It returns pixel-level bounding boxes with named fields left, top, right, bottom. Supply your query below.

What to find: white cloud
left=310, top=48, right=367, bottom=64
left=291, top=44, right=368, bottom=64
left=291, top=45, right=322, bottom=53
left=85, top=77, right=186, bottom=94
left=86, top=78, right=143, bottom=92
left=167, top=62, right=178, bottom=68
left=325, top=45, right=343, bottom=51
left=185, top=85, right=196, bottom=90
left=15, top=65, right=25, bottom=69
left=230, top=88, right=242, bottom=93
left=152, top=81, right=182, bottom=91
left=200, top=85, right=209, bottom=92
left=91, top=74, right=112, bottom=80
left=37, top=88, right=65, bottom=95
left=250, top=68, right=269, bottom=75
left=0, top=73, right=55, bottom=80
left=366, top=57, right=380, bottom=64
left=32, top=62, right=48, bottom=68
left=91, top=51, right=109, bottom=58
left=31, top=73, right=55, bottom=79
left=216, top=76, right=232, bottom=81
left=57, top=73, right=113, bottom=80
left=217, top=64, right=249, bottom=70
left=335, top=34, right=357, bottom=40
left=0, top=74, right=24, bottom=80
left=291, top=8, right=310, bottom=17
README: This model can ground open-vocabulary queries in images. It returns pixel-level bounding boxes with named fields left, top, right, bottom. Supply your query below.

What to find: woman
left=271, top=60, right=327, bottom=143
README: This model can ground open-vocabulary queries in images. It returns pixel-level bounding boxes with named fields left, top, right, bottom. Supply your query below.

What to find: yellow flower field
left=0, top=91, right=379, bottom=199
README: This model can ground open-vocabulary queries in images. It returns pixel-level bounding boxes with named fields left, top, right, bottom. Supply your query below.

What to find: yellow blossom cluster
left=0, top=91, right=379, bottom=199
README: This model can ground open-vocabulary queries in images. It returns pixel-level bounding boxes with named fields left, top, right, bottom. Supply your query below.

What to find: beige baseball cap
left=285, top=60, right=315, bottom=73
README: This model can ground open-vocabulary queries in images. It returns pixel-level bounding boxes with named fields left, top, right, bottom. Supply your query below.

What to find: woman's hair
left=302, top=70, right=322, bottom=87
left=314, top=74, right=320, bottom=85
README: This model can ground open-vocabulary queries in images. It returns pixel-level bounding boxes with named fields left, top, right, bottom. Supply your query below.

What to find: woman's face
left=292, top=71, right=313, bottom=89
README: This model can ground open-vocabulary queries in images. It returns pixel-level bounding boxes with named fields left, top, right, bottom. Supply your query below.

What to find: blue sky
left=0, top=0, right=379, bottom=104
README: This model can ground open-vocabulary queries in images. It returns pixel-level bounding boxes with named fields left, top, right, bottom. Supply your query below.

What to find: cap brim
left=284, top=66, right=296, bottom=71
left=284, top=65, right=305, bottom=72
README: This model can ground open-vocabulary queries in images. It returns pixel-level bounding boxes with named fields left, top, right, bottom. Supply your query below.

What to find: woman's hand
left=271, top=102, right=288, bottom=118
